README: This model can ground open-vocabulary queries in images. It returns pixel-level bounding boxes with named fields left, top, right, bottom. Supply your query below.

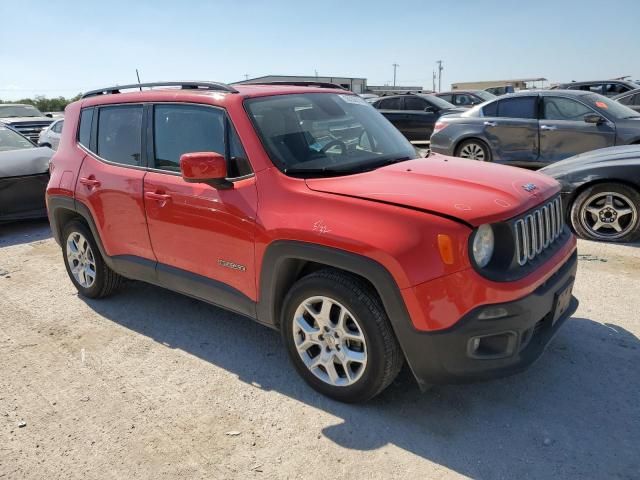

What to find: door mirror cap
left=180, top=152, right=232, bottom=189
left=424, top=107, right=436, bottom=113
left=584, top=113, right=606, bottom=124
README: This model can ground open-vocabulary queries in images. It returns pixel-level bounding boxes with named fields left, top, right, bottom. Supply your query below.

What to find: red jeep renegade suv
left=46, top=81, right=578, bottom=402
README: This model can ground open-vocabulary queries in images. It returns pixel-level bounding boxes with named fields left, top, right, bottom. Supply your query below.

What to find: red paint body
left=47, top=85, right=577, bottom=333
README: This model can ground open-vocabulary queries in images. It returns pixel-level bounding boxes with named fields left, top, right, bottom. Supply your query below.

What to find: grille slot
left=514, top=197, right=564, bottom=266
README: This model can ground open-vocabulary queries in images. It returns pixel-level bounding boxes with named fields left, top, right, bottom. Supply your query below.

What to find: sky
left=1, top=0, right=639, bottom=100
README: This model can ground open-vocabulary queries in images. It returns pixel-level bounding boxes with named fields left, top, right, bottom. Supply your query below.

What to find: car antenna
left=136, top=69, right=142, bottom=91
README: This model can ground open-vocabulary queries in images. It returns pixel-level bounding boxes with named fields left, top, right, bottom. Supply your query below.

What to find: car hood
left=540, top=145, right=640, bottom=177
left=0, top=116, right=53, bottom=124
left=305, top=154, right=560, bottom=226
left=0, top=147, right=53, bottom=178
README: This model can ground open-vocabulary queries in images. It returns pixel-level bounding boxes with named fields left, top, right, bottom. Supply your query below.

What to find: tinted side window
left=78, top=109, right=93, bottom=147
left=617, top=94, right=634, bottom=105
left=154, top=104, right=225, bottom=172
left=454, top=94, right=476, bottom=106
left=404, top=96, right=428, bottom=110
left=97, top=105, right=143, bottom=166
left=497, top=97, right=537, bottom=119
left=543, top=97, right=593, bottom=121
left=482, top=101, right=498, bottom=116
left=605, top=83, right=629, bottom=96
left=438, top=94, right=453, bottom=103
left=377, top=97, right=401, bottom=109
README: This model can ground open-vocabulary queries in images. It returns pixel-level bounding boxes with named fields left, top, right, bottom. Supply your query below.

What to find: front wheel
left=570, top=183, right=640, bottom=242
left=281, top=270, right=403, bottom=403
left=456, top=139, right=491, bottom=162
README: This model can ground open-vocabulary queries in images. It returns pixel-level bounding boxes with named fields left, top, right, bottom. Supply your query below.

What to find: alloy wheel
left=459, top=142, right=486, bottom=161
left=66, top=232, right=97, bottom=288
left=580, top=192, right=638, bottom=240
left=292, top=296, right=367, bottom=387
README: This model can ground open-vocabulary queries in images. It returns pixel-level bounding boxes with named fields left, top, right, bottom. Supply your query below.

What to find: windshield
left=0, top=126, right=34, bottom=151
left=0, top=104, right=44, bottom=118
left=245, top=93, right=416, bottom=176
left=474, top=90, right=496, bottom=101
left=585, top=94, right=640, bottom=119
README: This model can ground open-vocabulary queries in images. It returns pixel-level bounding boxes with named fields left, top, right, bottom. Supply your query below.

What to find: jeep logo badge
left=522, top=183, right=537, bottom=193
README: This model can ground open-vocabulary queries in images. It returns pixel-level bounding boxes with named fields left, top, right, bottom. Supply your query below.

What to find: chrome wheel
left=66, top=232, right=97, bottom=288
left=292, top=296, right=367, bottom=387
left=580, top=192, right=638, bottom=240
left=459, top=142, right=486, bottom=161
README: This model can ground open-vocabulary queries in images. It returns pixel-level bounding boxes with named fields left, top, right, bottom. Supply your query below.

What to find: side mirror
left=180, top=152, right=231, bottom=189
left=45, top=113, right=53, bottom=118
left=424, top=107, right=436, bottom=113
left=584, top=113, right=606, bottom=125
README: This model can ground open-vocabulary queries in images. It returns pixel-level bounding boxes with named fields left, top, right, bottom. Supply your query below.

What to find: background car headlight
left=472, top=224, right=494, bottom=268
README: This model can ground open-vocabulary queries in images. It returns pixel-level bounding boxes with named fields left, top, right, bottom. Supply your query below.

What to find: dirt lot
left=1, top=219, right=638, bottom=480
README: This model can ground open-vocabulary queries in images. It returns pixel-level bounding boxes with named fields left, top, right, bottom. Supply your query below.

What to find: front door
left=402, top=96, right=439, bottom=140
left=74, top=104, right=155, bottom=261
left=483, top=95, right=540, bottom=164
left=143, top=103, right=258, bottom=301
left=539, top=96, right=616, bottom=164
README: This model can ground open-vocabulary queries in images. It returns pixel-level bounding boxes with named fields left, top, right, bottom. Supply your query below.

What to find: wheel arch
left=453, top=136, right=492, bottom=157
left=564, top=177, right=640, bottom=219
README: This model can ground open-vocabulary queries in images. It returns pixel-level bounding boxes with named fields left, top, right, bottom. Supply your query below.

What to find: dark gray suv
left=430, top=90, right=640, bottom=167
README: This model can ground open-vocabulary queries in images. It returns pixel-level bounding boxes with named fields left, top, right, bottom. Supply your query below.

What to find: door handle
left=483, top=121, right=497, bottom=127
left=540, top=125, right=557, bottom=131
left=79, top=176, right=101, bottom=188
left=145, top=191, right=172, bottom=202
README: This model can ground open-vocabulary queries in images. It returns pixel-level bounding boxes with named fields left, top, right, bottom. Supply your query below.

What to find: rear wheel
left=281, top=270, right=403, bottom=403
left=456, top=139, right=491, bottom=162
left=62, top=220, right=124, bottom=298
left=570, top=183, right=640, bottom=242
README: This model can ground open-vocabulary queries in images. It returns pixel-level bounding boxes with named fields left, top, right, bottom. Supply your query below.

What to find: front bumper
left=401, top=251, right=578, bottom=387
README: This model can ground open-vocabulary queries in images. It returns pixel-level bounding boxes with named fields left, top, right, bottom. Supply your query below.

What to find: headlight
left=472, top=224, right=494, bottom=268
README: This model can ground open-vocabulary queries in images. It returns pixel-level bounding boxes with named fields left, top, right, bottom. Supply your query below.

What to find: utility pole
left=436, top=60, right=443, bottom=92
left=392, top=63, right=399, bottom=87
left=314, top=69, right=318, bottom=78
left=244, top=74, right=249, bottom=81
left=432, top=70, right=436, bottom=92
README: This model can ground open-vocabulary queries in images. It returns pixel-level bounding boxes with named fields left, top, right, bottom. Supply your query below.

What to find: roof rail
left=250, top=81, right=347, bottom=90
left=81, top=81, right=238, bottom=99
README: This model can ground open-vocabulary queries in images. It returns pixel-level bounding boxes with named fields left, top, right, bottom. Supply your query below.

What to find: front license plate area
left=552, top=281, right=574, bottom=326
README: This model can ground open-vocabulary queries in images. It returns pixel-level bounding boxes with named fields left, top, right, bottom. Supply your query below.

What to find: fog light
left=477, top=307, right=509, bottom=320
left=468, top=331, right=517, bottom=359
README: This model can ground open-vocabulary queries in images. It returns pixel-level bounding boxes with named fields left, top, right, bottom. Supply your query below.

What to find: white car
left=38, top=118, right=64, bottom=150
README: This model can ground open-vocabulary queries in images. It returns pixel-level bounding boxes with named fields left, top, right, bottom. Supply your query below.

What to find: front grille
left=514, top=197, right=564, bottom=266
left=10, top=122, right=51, bottom=143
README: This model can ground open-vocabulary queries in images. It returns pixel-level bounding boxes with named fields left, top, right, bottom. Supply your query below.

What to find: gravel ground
left=0, top=219, right=638, bottom=480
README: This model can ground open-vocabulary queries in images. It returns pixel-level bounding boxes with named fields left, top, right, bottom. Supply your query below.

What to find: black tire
left=281, top=269, right=403, bottom=403
left=455, top=138, right=492, bottom=162
left=61, top=220, right=124, bottom=298
left=570, top=183, right=640, bottom=243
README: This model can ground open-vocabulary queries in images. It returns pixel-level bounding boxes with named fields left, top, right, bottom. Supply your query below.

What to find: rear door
left=74, top=104, right=155, bottom=260
left=482, top=96, right=540, bottom=164
left=538, top=96, right=616, bottom=164
left=143, top=103, right=258, bottom=301
left=374, top=97, right=408, bottom=137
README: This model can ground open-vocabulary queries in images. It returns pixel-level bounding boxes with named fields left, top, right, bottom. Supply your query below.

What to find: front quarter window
left=245, top=93, right=416, bottom=176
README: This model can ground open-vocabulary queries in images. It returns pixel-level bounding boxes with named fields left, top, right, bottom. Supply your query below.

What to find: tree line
left=0, top=94, right=82, bottom=113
